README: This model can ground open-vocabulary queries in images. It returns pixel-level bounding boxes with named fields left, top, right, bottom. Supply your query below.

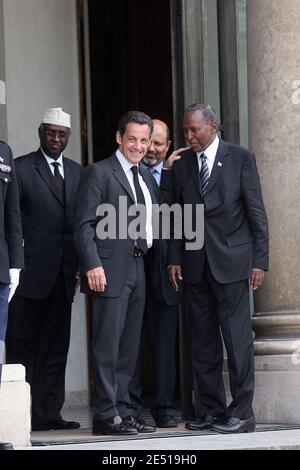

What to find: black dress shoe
left=32, top=418, right=80, bottom=431
left=0, top=442, right=14, bottom=450
left=211, top=415, right=256, bottom=434
left=124, top=416, right=156, bottom=433
left=155, top=416, right=178, bottom=428
left=185, top=414, right=223, bottom=430
left=92, top=419, right=138, bottom=436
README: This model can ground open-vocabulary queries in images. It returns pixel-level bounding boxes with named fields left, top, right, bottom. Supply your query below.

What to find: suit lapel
left=111, top=153, right=135, bottom=203
left=206, top=139, right=229, bottom=194
left=63, top=157, right=73, bottom=205
left=34, top=150, right=64, bottom=206
left=139, top=166, right=158, bottom=203
left=111, top=153, right=159, bottom=204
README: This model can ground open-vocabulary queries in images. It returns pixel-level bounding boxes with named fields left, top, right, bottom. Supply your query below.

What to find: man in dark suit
left=161, top=103, right=269, bottom=433
left=75, top=111, right=158, bottom=436
left=6, top=108, right=82, bottom=431
left=0, top=140, right=24, bottom=450
left=129, top=119, right=180, bottom=428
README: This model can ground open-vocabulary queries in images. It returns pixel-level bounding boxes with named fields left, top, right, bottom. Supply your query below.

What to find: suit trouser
left=6, top=269, right=71, bottom=424
left=129, top=296, right=178, bottom=419
left=90, top=255, right=145, bottom=423
left=185, top=261, right=254, bottom=420
left=0, top=283, right=9, bottom=382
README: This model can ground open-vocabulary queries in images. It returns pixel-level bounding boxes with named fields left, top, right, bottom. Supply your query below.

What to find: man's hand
left=250, top=268, right=265, bottom=290
left=86, top=267, right=107, bottom=292
left=8, top=268, right=20, bottom=303
left=163, top=147, right=190, bottom=169
left=168, top=265, right=183, bottom=291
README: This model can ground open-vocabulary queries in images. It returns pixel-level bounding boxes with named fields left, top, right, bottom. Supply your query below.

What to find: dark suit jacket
left=0, top=141, right=24, bottom=283
left=14, top=149, right=82, bottom=302
left=160, top=139, right=269, bottom=284
left=147, top=239, right=179, bottom=306
left=145, top=174, right=178, bottom=306
left=75, top=153, right=159, bottom=298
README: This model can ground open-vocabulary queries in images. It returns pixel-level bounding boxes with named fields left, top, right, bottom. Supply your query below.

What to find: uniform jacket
left=0, top=141, right=24, bottom=283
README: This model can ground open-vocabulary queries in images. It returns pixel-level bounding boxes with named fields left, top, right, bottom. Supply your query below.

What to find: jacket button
left=4, top=178, right=8, bottom=183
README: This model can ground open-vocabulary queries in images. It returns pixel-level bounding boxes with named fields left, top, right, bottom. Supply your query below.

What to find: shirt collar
left=40, top=147, right=63, bottom=167
left=116, top=148, right=137, bottom=173
left=140, top=160, right=163, bottom=174
left=197, top=135, right=219, bottom=163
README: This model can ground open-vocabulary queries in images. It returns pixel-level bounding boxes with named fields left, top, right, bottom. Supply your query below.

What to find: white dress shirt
left=197, top=135, right=220, bottom=176
left=41, top=147, right=64, bottom=178
left=116, top=149, right=153, bottom=248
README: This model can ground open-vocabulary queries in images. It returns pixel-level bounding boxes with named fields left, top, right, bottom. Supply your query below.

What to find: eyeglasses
left=44, top=129, right=69, bottom=139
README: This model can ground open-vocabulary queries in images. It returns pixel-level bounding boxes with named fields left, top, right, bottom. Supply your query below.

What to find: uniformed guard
left=0, top=140, right=24, bottom=450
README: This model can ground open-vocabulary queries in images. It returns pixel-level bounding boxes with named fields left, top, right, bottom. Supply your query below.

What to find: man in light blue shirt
left=140, top=119, right=171, bottom=185
left=131, top=119, right=181, bottom=428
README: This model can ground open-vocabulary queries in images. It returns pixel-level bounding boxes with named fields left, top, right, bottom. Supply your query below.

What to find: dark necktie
left=200, top=153, right=209, bottom=195
left=130, top=165, right=148, bottom=253
left=52, top=162, right=65, bottom=203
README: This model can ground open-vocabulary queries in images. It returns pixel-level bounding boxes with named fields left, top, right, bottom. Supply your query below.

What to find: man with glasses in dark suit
left=129, top=119, right=183, bottom=428
left=6, top=108, right=82, bottom=431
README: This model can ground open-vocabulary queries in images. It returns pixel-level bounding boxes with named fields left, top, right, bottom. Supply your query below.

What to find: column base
left=250, top=312, right=300, bottom=423
left=0, top=364, right=31, bottom=447
left=254, top=354, right=300, bottom=424
left=224, top=353, right=300, bottom=424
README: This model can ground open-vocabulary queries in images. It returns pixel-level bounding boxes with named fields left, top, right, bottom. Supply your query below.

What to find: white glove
left=8, top=268, right=21, bottom=303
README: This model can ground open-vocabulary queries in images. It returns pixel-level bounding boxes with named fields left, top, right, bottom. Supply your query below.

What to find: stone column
left=247, top=0, right=300, bottom=423
left=181, top=0, right=206, bottom=106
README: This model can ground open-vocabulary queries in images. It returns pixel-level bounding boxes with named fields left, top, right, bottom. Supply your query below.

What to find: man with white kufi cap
left=6, top=107, right=83, bottom=431
left=42, top=107, right=71, bottom=128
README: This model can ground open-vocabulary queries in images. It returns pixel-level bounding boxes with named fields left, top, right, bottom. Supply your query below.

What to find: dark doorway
left=88, top=0, right=174, bottom=161
left=85, top=0, right=179, bottom=407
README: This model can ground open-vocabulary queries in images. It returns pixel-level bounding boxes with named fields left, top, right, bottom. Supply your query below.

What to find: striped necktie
left=200, top=153, right=209, bottom=195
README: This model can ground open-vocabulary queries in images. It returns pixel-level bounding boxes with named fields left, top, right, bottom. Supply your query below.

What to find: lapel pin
left=0, top=156, right=4, bottom=163
left=217, top=162, right=222, bottom=167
